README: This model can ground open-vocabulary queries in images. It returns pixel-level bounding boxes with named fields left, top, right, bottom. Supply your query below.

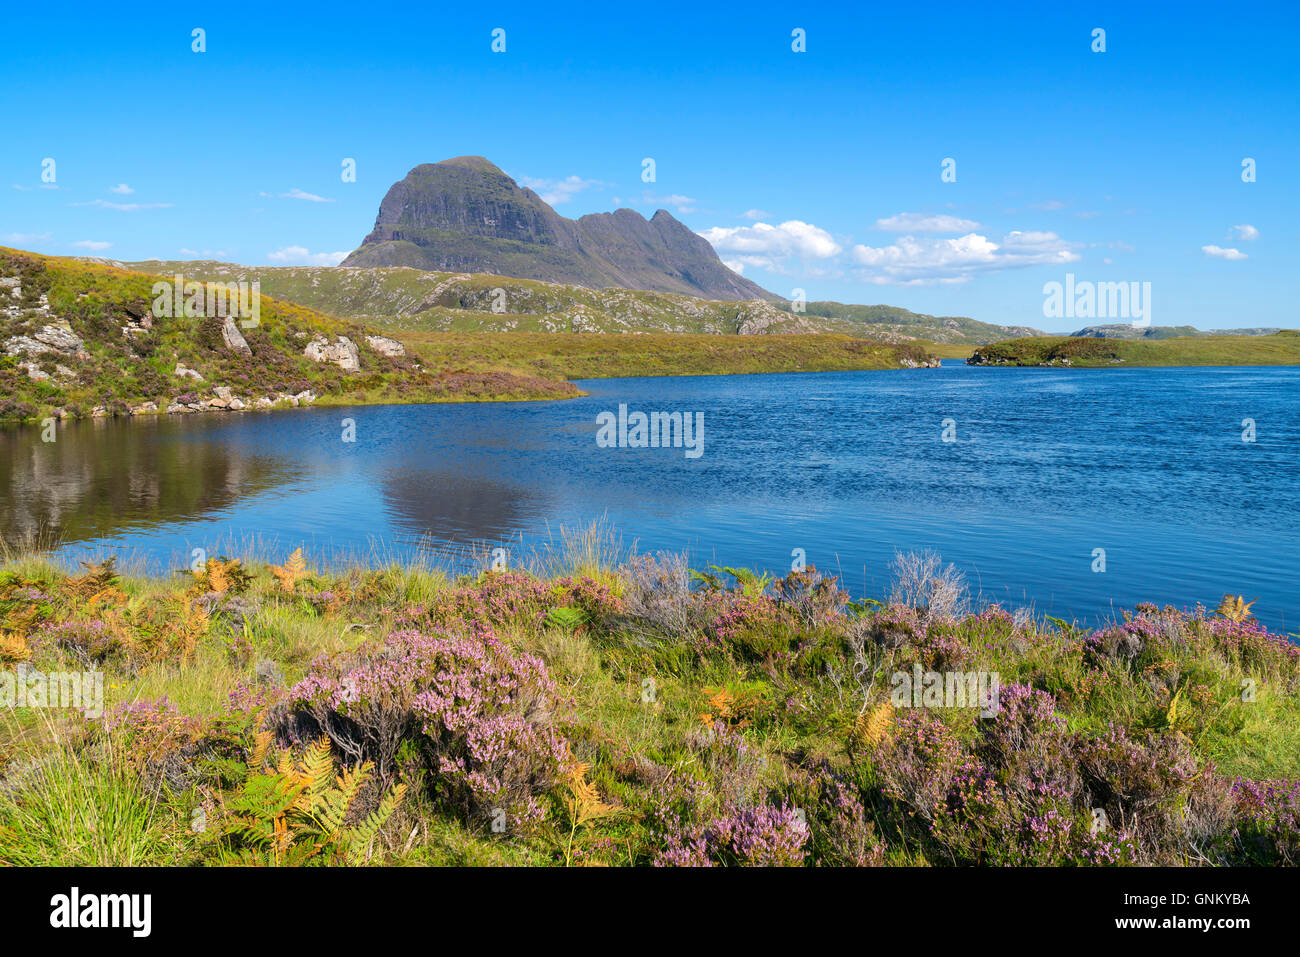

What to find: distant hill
left=123, top=260, right=1009, bottom=349
left=969, top=331, right=1300, bottom=367
left=1071, top=323, right=1282, bottom=339
left=0, top=247, right=938, bottom=422
left=796, top=301, right=1044, bottom=345
left=341, top=156, right=779, bottom=302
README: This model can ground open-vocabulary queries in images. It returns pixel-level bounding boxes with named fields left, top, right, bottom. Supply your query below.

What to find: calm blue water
left=4, top=361, right=1298, bottom=632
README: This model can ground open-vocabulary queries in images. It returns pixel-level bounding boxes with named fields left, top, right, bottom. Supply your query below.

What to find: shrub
left=654, top=800, right=808, bottom=867
left=1231, top=778, right=1300, bottom=865
left=888, top=550, right=969, bottom=626
left=619, top=552, right=693, bottom=636
left=770, top=565, right=848, bottom=628
left=286, top=627, right=571, bottom=830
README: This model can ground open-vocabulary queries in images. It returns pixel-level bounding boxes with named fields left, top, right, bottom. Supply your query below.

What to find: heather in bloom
left=1230, top=778, right=1300, bottom=864
left=287, top=625, right=571, bottom=829
left=1, top=544, right=1297, bottom=868
left=653, top=799, right=808, bottom=867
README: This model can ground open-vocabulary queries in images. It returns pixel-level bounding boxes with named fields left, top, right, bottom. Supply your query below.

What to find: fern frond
left=249, top=729, right=274, bottom=770
left=346, top=782, right=408, bottom=865
left=0, top=632, right=31, bottom=663
left=853, top=701, right=894, bottom=751
left=270, top=548, right=307, bottom=594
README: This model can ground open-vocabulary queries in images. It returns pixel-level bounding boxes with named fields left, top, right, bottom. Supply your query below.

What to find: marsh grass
left=0, top=717, right=191, bottom=866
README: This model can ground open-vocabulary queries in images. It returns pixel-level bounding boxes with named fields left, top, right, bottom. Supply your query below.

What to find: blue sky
left=2, top=1, right=1296, bottom=331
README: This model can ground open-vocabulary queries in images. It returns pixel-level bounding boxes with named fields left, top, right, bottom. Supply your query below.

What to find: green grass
left=0, top=248, right=940, bottom=423
left=1, top=536, right=1296, bottom=867
left=124, top=259, right=1012, bottom=344
left=0, top=247, right=582, bottom=422
left=970, top=331, right=1300, bottom=367
left=386, top=330, right=931, bottom=379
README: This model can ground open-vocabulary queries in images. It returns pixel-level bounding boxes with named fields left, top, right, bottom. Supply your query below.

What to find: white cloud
left=723, top=259, right=745, bottom=275
left=109, top=183, right=134, bottom=195
left=699, top=220, right=842, bottom=273
left=267, top=245, right=349, bottom=266
left=643, top=192, right=697, bottom=214
left=874, top=212, right=981, bottom=233
left=1202, top=245, right=1247, bottom=260
left=281, top=188, right=334, bottom=203
left=519, top=174, right=604, bottom=206
left=742, top=209, right=770, bottom=220
left=70, top=199, right=172, bottom=211
left=849, top=230, right=1081, bottom=285
left=1229, top=224, right=1259, bottom=241
left=2, top=232, right=52, bottom=244
left=72, top=240, right=112, bottom=251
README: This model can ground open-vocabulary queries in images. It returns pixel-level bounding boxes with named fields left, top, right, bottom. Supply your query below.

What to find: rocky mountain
left=341, top=156, right=780, bottom=302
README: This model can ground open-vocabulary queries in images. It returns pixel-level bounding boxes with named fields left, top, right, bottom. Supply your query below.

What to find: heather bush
left=102, top=697, right=241, bottom=793
left=770, top=565, right=848, bottom=628
left=411, top=570, right=623, bottom=636
left=1077, top=723, right=1230, bottom=864
left=38, top=618, right=122, bottom=666
left=783, top=760, right=885, bottom=866
left=875, top=711, right=965, bottom=824
left=1231, top=777, right=1300, bottom=864
left=695, top=589, right=790, bottom=660
left=652, top=796, right=808, bottom=867
left=286, top=626, right=571, bottom=830
left=619, top=551, right=693, bottom=636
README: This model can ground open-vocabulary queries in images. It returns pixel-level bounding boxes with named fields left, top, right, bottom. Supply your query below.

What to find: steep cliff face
left=342, top=157, right=781, bottom=302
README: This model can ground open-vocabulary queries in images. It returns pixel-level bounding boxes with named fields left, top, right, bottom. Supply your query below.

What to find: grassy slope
left=125, top=259, right=855, bottom=335
left=388, top=330, right=929, bottom=379
left=970, top=331, right=1300, bottom=367
left=125, top=259, right=1002, bottom=346
left=0, top=544, right=1295, bottom=867
left=0, top=248, right=581, bottom=422
left=795, top=300, right=1045, bottom=345
left=0, top=249, right=934, bottom=422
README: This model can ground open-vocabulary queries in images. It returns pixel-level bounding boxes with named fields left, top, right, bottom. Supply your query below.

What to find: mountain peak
left=341, top=156, right=779, bottom=302
left=435, top=155, right=505, bottom=174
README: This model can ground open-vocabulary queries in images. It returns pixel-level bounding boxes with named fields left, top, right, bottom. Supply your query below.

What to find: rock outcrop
left=364, top=334, right=406, bottom=358
left=304, top=335, right=360, bottom=371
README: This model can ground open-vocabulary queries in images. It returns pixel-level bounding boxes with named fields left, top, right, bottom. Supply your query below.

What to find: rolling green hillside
left=969, top=331, right=1300, bottom=367
left=123, top=259, right=1010, bottom=348
left=0, top=248, right=582, bottom=422
left=0, top=249, right=937, bottom=422
left=794, top=300, right=1045, bottom=345
left=123, top=259, right=861, bottom=335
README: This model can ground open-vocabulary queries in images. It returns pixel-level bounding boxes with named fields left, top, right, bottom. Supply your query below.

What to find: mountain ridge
left=341, top=156, right=781, bottom=302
